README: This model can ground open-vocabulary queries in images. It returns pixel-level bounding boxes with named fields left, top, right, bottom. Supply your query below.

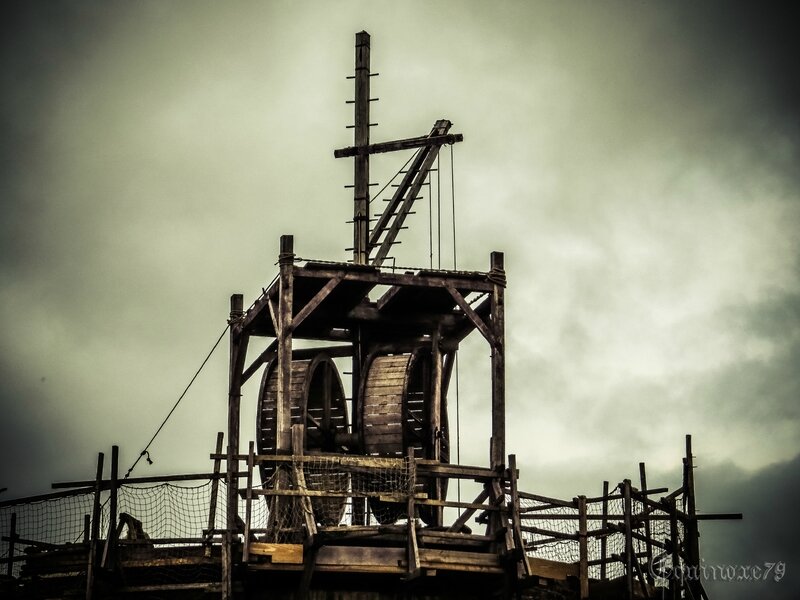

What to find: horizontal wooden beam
left=334, top=133, right=463, bottom=158
left=51, top=472, right=244, bottom=490
left=0, top=486, right=95, bottom=507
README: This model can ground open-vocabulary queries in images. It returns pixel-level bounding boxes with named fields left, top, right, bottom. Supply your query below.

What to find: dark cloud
left=699, top=455, right=800, bottom=599
left=0, top=6, right=798, bottom=595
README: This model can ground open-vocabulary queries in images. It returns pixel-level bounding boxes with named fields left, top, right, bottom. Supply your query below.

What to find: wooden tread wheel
left=257, top=353, right=349, bottom=525
left=360, top=351, right=449, bottom=525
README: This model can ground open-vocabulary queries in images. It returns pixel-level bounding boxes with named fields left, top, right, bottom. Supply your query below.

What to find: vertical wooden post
left=406, top=448, right=421, bottom=579
left=291, top=425, right=317, bottom=542
left=508, top=455, right=531, bottom=579
left=101, top=445, right=119, bottom=570
left=221, top=443, right=232, bottom=600
left=296, top=424, right=320, bottom=597
left=243, top=441, right=254, bottom=563
left=6, top=512, right=15, bottom=577
left=668, top=498, right=680, bottom=600
left=600, top=480, right=609, bottom=581
left=430, top=328, right=443, bottom=526
left=205, top=432, right=224, bottom=556
left=83, top=515, right=91, bottom=545
left=639, top=462, right=653, bottom=583
left=351, top=334, right=366, bottom=526
left=277, top=235, right=295, bottom=452
left=353, top=31, right=371, bottom=265
left=684, top=434, right=701, bottom=599
left=86, top=451, right=104, bottom=600
left=224, top=292, right=246, bottom=600
left=489, top=251, right=505, bottom=471
left=578, top=495, right=589, bottom=599
left=622, top=479, right=634, bottom=600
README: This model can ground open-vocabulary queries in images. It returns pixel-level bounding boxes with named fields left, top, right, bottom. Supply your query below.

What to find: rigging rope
left=449, top=142, right=461, bottom=505
left=437, top=153, right=442, bottom=270
left=123, top=323, right=230, bottom=480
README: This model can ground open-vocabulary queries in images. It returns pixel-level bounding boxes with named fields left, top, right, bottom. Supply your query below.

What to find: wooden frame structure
left=0, top=32, right=741, bottom=600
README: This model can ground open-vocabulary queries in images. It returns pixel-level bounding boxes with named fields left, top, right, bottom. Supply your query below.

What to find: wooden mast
left=353, top=31, right=371, bottom=266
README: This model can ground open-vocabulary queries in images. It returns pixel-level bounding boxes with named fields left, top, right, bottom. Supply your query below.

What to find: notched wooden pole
left=277, top=235, right=295, bottom=452
left=490, top=251, right=505, bottom=471
left=353, top=31, right=370, bottom=265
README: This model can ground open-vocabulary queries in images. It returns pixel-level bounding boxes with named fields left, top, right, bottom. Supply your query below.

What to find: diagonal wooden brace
left=446, top=283, right=497, bottom=347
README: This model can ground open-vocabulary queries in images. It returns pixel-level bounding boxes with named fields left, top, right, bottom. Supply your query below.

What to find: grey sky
left=1, top=2, right=798, bottom=597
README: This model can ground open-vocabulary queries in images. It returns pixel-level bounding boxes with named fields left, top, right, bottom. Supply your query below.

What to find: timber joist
left=241, top=260, right=498, bottom=343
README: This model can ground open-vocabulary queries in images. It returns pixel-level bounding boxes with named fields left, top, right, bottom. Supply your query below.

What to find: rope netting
left=1, top=491, right=97, bottom=578
left=517, top=490, right=685, bottom=586
left=254, top=455, right=411, bottom=542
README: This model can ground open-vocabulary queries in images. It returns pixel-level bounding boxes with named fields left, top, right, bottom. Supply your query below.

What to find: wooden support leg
left=85, top=452, right=104, bottom=600
left=577, top=495, right=589, bottom=599
left=205, top=432, right=224, bottom=557
left=405, top=449, right=421, bottom=580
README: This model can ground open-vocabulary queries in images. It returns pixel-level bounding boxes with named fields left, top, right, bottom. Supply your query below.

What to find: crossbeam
left=334, top=132, right=463, bottom=158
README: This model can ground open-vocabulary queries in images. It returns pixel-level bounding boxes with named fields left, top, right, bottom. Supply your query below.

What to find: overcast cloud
left=1, top=2, right=798, bottom=597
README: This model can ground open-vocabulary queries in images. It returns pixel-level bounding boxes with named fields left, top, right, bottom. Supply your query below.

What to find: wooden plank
left=416, top=462, right=498, bottom=481
left=527, top=556, right=579, bottom=580
left=117, top=583, right=221, bottom=593
left=315, top=545, right=405, bottom=573
left=418, top=548, right=503, bottom=573
left=248, top=543, right=303, bottom=564
left=296, top=267, right=495, bottom=293
left=121, top=557, right=219, bottom=568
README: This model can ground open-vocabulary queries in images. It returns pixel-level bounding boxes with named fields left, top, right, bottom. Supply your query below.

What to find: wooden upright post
left=490, top=251, right=505, bottom=470
left=577, top=495, right=589, bottom=599
left=101, top=445, right=119, bottom=570
left=353, top=31, right=371, bottom=265
left=600, top=480, right=609, bottom=581
left=276, top=235, right=295, bottom=452
left=684, top=434, right=701, bottom=599
left=639, top=462, right=653, bottom=583
left=225, top=293, right=246, bottom=600
left=6, top=512, right=15, bottom=577
left=430, top=328, right=443, bottom=525
left=622, top=479, right=634, bottom=600
left=85, top=452, right=104, bottom=600
left=206, top=432, right=224, bottom=557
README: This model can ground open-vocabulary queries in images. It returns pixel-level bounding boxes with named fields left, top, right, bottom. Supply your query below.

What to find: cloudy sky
left=2, top=1, right=798, bottom=597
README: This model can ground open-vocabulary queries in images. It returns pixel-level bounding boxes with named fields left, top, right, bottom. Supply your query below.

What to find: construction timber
left=0, top=31, right=739, bottom=600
